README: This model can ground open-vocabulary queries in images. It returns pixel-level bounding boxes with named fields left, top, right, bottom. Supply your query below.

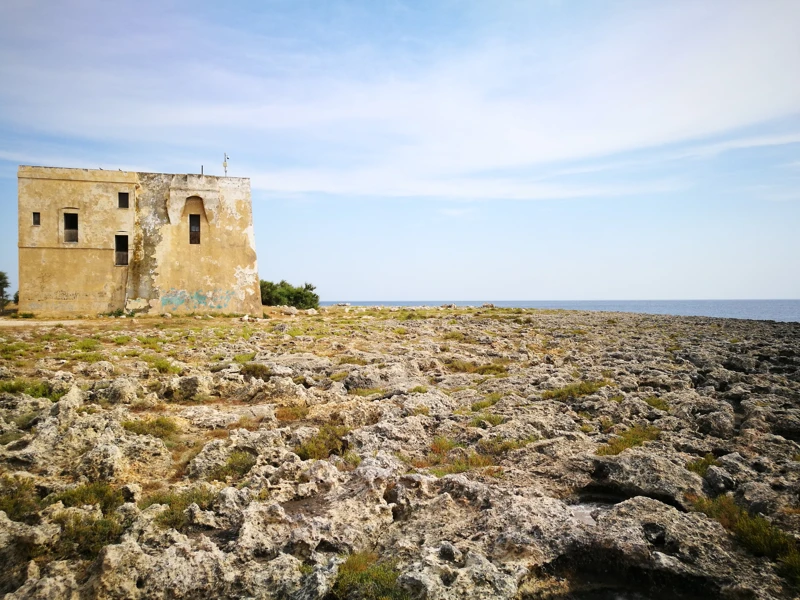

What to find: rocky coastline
left=1, top=305, right=799, bottom=599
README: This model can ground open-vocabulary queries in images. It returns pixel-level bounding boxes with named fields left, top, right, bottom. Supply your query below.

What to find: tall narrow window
left=115, top=235, right=128, bottom=265
left=64, top=213, right=78, bottom=243
left=32, top=212, right=40, bottom=226
left=189, top=214, right=200, bottom=244
left=118, top=192, right=129, bottom=209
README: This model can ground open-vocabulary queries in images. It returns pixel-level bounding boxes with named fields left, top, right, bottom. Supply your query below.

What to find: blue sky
left=1, top=0, right=798, bottom=300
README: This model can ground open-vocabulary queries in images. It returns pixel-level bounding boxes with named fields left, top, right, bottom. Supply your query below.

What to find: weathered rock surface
left=0, top=307, right=799, bottom=598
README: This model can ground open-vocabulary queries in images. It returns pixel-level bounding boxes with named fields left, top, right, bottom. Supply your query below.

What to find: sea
left=320, top=300, right=800, bottom=323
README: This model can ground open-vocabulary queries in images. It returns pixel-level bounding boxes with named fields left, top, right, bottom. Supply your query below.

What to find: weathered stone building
left=17, top=166, right=261, bottom=316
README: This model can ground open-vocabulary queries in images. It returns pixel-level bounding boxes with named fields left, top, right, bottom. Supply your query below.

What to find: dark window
left=115, top=235, right=128, bottom=266
left=118, top=192, right=129, bottom=209
left=189, top=214, right=200, bottom=244
left=32, top=212, right=40, bottom=226
left=64, top=213, right=78, bottom=243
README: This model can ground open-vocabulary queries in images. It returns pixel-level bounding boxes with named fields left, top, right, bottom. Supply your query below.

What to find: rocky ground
left=1, top=306, right=800, bottom=599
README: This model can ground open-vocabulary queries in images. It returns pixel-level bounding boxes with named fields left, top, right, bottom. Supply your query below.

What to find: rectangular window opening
left=64, top=213, right=78, bottom=243
left=115, top=235, right=129, bottom=266
left=118, top=192, right=129, bottom=209
left=189, top=214, right=200, bottom=244
left=32, top=212, right=40, bottom=226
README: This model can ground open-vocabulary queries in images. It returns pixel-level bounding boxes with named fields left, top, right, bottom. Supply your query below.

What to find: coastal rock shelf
left=1, top=306, right=799, bottom=599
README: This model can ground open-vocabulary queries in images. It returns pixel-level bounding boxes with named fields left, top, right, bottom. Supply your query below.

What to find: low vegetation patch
left=686, top=453, right=720, bottom=477
left=331, top=551, right=409, bottom=600
left=0, top=379, right=65, bottom=401
left=208, top=450, right=257, bottom=482
left=471, top=392, right=503, bottom=412
left=143, top=354, right=181, bottom=374
left=74, top=338, right=100, bottom=351
left=340, top=356, right=369, bottom=366
left=240, top=362, right=273, bottom=381
left=477, top=436, right=537, bottom=456
left=51, top=512, right=124, bottom=560
left=446, top=359, right=508, bottom=376
left=0, top=475, right=43, bottom=523
left=275, top=405, right=309, bottom=421
left=691, top=495, right=800, bottom=584
left=48, top=482, right=124, bottom=515
left=409, top=386, right=428, bottom=394
left=430, top=452, right=495, bottom=477
left=294, top=424, right=350, bottom=460
left=595, top=425, right=660, bottom=456
left=541, top=380, right=608, bottom=401
left=122, top=416, right=180, bottom=440
left=349, top=387, right=385, bottom=397
left=234, top=352, right=257, bottom=363
left=469, top=413, right=506, bottom=428
left=644, top=396, right=669, bottom=411
left=140, top=487, right=217, bottom=531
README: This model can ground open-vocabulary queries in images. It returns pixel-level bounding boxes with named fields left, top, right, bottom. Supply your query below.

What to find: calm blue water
left=320, top=300, right=800, bottom=323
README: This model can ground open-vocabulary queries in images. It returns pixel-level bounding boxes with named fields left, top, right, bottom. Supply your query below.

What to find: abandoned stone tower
left=17, top=166, right=261, bottom=316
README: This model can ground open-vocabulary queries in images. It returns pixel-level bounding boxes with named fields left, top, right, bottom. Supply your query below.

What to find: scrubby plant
left=140, top=487, right=217, bottom=531
left=294, top=424, right=351, bottom=460
left=0, top=379, right=65, bottom=401
left=330, top=371, right=349, bottom=382
left=51, top=512, right=124, bottom=559
left=275, top=405, right=310, bottom=421
left=349, top=387, right=385, bottom=397
left=340, top=356, right=369, bottom=365
left=75, top=338, right=100, bottom=351
left=691, top=494, right=800, bottom=582
left=446, top=360, right=508, bottom=376
left=686, top=453, right=720, bottom=477
left=122, top=416, right=179, bottom=440
left=430, top=452, right=496, bottom=477
left=234, top=352, right=256, bottom=363
left=113, top=335, right=132, bottom=345
left=595, top=425, right=660, bottom=456
left=208, top=450, right=257, bottom=482
left=143, top=355, right=181, bottom=374
left=240, top=362, right=273, bottom=381
left=0, top=475, right=43, bottom=523
left=48, top=482, right=124, bottom=515
left=469, top=413, right=505, bottom=428
left=409, top=386, right=428, bottom=394
left=644, top=396, right=669, bottom=411
left=471, top=392, right=503, bottom=412
left=331, top=551, right=409, bottom=600
left=0, top=430, right=24, bottom=445
left=442, top=331, right=465, bottom=341
left=260, top=280, right=319, bottom=309
left=541, top=380, right=608, bottom=400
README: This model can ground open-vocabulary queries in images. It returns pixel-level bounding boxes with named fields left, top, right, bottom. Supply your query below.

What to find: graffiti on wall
left=160, top=288, right=236, bottom=311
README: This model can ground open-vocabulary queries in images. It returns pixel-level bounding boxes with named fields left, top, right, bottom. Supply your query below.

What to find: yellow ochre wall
left=17, top=166, right=261, bottom=316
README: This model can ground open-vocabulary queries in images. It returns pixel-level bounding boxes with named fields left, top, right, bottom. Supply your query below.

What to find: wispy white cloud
left=0, top=0, right=798, bottom=200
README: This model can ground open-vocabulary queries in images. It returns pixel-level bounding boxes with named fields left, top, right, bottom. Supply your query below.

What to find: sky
left=0, top=0, right=799, bottom=301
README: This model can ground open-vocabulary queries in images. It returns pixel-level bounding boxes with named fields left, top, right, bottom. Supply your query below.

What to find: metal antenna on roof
left=223, top=153, right=229, bottom=176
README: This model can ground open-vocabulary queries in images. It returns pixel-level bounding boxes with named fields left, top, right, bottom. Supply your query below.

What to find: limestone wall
left=17, top=166, right=261, bottom=316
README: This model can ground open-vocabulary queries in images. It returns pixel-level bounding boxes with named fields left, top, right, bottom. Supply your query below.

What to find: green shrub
left=542, top=380, right=608, bottom=400
left=644, top=396, right=669, bottom=411
left=240, top=362, right=273, bottom=380
left=446, top=360, right=508, bottom=376
left=294, top=424, right=350, bottom=460
left=410, top=406, right=430, bottom=416
left=686, top=453, right=720, bottom=477
left=332, top=552, right=409, bottom=600
left=140, top=487, right=216, bottom=531
left=471, top=392, right=503, bottom=412
left=143, top=355, right=181, bottom=374
left=409, top=386, right=428, bottom=394
left=234, top=352, right=256, bottom=363
left=208, top=450, right=257, bottom=482
left=442, top=331, right=465, bottom=341
left=0, top=475, right=43, bottom=523
left=51, top=512, right=124, bottom=559
left=0, top=430, right=25, bottom=445
left=330, top=371, right=349, bottom=382
left=339, top=356, right=369, bottom=365
left=137, top=336, right=162, bottom=350
left=430, top=452, right=496, bottom=477
left=0, top=379, right=65, bottom=401
left=48, top=482, right=124, bottom=515
left=75, top=338, right=100, bottom=351
left=595, top=425, right=660, bottom=456
left=113, top=335, right=132, bottom=345
left=349, top=387, right=385, bottom=397
left=122, top=416, right=179, bottom=440
left=260, top=280, right=319, bottom=309
left=692, top=495, right=797, bottom=565
left=469, top=413, right=505, bottom=428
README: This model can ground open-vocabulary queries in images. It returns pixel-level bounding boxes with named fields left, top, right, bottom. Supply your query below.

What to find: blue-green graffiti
left=160, top=289, right=236, bottom=310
